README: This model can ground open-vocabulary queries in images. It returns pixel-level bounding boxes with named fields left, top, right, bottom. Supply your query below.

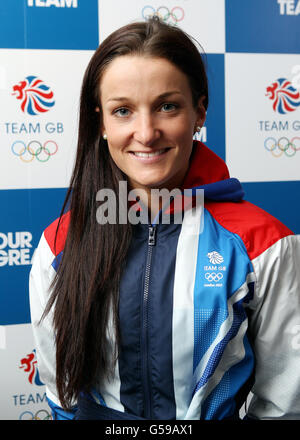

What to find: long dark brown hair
left=44, top=17, right=209, bottom=410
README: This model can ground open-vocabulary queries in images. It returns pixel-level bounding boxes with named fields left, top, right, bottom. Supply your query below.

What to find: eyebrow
left=106, top=90, right=183, bottom=103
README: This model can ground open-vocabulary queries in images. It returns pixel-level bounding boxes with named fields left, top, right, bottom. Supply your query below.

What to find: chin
left=130, top=175, right=168, bottom=190
left=141, top=179, right=170, bottom=190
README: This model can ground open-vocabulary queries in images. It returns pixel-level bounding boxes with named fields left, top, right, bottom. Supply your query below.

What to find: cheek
left=106, top=140, right=130, bottom=175
left=105, top=122, right=131, bottom=149
left=171, top=123, right=195, bottom=150
left=170, top=114, right=195, bottom=138
left=107, top=141, right=121, bottom=162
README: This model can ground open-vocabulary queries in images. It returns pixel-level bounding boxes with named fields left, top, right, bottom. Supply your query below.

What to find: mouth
left=130, top=148, right=170, bottom=158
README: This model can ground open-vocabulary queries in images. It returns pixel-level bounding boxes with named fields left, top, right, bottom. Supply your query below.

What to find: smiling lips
left=130, top=148, right=170, bottom=159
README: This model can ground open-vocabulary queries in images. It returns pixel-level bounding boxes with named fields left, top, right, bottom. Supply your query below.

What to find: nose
left=133, top=112, right=160, bottom=146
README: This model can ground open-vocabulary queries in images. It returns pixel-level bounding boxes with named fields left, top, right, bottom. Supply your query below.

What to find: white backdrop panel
left=225, top=53, right=300, bottom=182
left=0, top=49, right=93, bottom=190
left=0, top=324, right=50, bottom=420
left=98, top=0, right=225, bottom=53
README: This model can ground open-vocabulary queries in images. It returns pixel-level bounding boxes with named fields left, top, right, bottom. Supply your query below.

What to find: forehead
left=99, top=55, right=192, bottom=100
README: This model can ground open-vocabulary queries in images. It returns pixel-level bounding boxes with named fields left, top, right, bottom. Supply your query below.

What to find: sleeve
left=246, top=234, right=300, bottom=419
left=29, top=233, right=76, bottom=420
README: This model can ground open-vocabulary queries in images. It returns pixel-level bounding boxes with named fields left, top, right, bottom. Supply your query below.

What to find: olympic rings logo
left=264, top=137, right=300, bottom=157
left=11, top=140, right=58, bottom=162
left=142, top=5, right=184, bottom=25
left=19, top=409, right=52, bottom=420
left=205, top=272, right=223, bottom=282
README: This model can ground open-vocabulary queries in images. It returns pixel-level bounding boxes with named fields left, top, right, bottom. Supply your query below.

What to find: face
left=99, top=55, right=206, bottom=193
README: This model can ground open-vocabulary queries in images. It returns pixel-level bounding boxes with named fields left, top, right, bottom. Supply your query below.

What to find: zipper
left=141, top=224, right=157, bottom=418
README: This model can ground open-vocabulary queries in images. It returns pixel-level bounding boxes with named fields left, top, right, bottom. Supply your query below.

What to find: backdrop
left=0, top=0, right=299, bottom=420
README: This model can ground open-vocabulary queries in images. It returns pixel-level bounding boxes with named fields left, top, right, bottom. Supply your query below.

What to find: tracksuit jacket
left=29, top=141, right=300, bottom=420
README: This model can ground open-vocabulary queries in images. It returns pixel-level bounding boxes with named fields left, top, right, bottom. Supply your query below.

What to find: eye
left=160, top=103, right=177, bottom=112
left=114, top=107, right=130, bottom=117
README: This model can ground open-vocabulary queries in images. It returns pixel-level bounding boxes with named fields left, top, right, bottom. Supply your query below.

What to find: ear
left=100, top=122, right=107, bottom=139
left=95, top=106, right=107, bottom=138
left=195, top=95, right=206, bottom=129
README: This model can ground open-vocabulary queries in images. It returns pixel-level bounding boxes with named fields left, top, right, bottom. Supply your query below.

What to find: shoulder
left=205, top=199, right=293, bottom=260
left=44, top=211, right=71, bottom=257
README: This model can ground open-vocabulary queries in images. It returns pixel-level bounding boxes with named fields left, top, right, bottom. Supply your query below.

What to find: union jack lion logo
left=12, top=75, right=55, bottom=116
left=207, top=251, right=224, bottom=265
left=266, top=78, right=300, bottom=114
left=19, top=349, right=44, bottom=386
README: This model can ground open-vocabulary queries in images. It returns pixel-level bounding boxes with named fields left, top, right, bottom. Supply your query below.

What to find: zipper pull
left=148, top=225, right=156, bottom=246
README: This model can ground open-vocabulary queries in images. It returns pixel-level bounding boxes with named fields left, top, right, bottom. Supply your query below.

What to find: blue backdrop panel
left=226, top=0, right=300, bottom=53
left=0, top=0, right=99, bottom=50
left=0, top=188, right=67, bottom=325
left=205, top=54, right=226, bottom=161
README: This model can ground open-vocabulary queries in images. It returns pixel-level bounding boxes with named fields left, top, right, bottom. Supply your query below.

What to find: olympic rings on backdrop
left=19, top=409, right=52, bottom=420
left=142, top=5, right=184, bottom=24
left=11, top=140, right=58, bottom=162
left=264, top=137, right=300, bottom=157
left=205, top=272, right=223, bottom=282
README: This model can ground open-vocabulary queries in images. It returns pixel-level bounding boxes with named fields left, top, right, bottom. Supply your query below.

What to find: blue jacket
left=29, top=142, right=300, bottom=420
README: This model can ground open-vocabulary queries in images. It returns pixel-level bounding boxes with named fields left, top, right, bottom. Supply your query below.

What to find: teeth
left=133, top=149, right=166, bottom=158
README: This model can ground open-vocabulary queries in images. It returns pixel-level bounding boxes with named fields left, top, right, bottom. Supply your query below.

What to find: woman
left=29, top=17, right=300, bottom=420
